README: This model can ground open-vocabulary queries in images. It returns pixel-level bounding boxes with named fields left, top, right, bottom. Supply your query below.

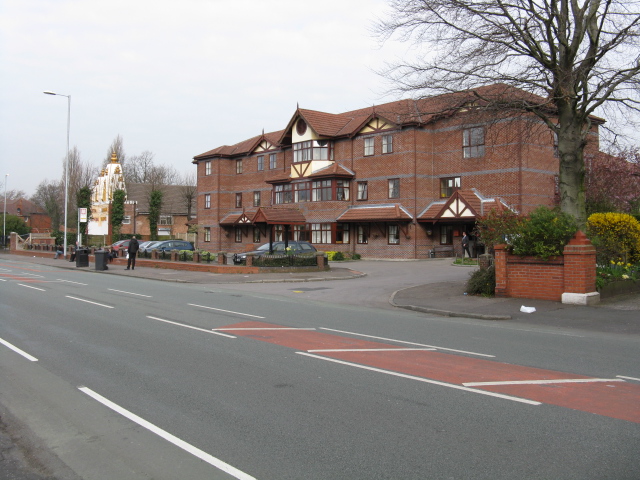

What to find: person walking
left=125, top=236, right=140, bottom=270
left=462, top=232, right=472, bottom=258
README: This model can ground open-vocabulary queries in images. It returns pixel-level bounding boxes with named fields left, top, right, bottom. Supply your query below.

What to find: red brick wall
left=494, top=231, right=597, bottom=301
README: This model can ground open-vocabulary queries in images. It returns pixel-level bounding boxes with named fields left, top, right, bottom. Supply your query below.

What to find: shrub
left=509, top=206, right=578, bottom=260
left=326, top=251, right=345, bottom=261
left=466, top=266, right=495, bottom=296
left=475, top=208, right=523, bottom=252
left=587, top=212, right=640, bottom=265
left=352, top=253, right=361, bottom=260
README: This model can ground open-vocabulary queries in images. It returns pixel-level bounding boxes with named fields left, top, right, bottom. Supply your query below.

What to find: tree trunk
left=557, top=119, right=587, bottom=228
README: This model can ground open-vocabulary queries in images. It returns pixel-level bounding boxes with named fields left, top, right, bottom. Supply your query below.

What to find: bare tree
left=3, top=189, right=27, bottom=201
left=66, top=146, right=96, bottom=227
left=178, top=171, right=197, bottom=221
left=31, top=179, right=63, bottom=231
left=376, top=0, right=640, bottom=226
left=102, top=134, right=126, bottom=169
left=124, top=150, right=156, bottom=184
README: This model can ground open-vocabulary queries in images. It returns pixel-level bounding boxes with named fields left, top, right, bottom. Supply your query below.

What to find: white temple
left=88, top=152, right=126, bottom=236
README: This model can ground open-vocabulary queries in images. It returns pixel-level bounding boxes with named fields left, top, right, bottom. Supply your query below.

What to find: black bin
left=94, top=250, right=108, bottom=271
left=75, top=248, right=89, bottom=267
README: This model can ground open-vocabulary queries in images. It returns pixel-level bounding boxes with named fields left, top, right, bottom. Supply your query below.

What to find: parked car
left=137, top=241, right=160, bottom=253
left=147, top=240, right=194, bottom=252
left=233, top=241, right=317, bottom=264
left=109, top=239, right=130, bottom=252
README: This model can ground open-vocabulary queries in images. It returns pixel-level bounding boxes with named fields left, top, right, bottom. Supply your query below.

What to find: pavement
left=2, top=251, right=639, bottom=335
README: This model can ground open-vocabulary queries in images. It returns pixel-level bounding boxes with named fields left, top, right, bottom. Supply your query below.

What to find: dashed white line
left=78, top=387, right=256, bottom=480
left=147, top=316, right=236, bottom=338
left=214, top=327, right=315, bottom=331
left=319, top=327, right=495, bottom=358
left=18, top=283, right=46, bottom=291
left=296, top=352, right=540, bottom=405
left=0, top=337, right=38, bottom=361
left=188, top=303, right=265, bottom=319
left=57, top=279, right=88, bottom=285
left=108, top=288, right=152, bottom=298
left=19, top=273, right=44, bottom=278
left=463, top=378, right=624, bottom=387
left=66, top=296, right=114, bottom=308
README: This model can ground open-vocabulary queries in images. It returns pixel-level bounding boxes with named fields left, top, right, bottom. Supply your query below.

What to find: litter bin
left=94, top=250, right=109, bottom=271
left=429, top=249, right=435, bottom=258
left=75, top=248, right=89, bottom=267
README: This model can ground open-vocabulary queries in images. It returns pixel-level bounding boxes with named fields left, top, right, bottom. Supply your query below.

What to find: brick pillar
left=493, top=244, right=508, bottom=297
left=562, top=231, right=599, bottom=305
left=316, top=252, right=326, bottom=269
left=246, top=254, right=253, bottom=266
left=217, top=252, right=226, bottom=265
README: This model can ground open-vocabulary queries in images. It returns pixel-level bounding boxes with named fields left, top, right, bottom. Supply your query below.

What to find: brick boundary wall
left=494, top=231, right=599, bottom=304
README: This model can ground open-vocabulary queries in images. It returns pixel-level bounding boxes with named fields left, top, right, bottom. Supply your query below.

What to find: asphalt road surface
left=1, top=258, right=639, bottom=479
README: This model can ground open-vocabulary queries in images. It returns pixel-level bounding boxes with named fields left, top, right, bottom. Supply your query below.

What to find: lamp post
left=44, top=91, right=71, bottom=259
left=3, top=174, right=8, bottom=249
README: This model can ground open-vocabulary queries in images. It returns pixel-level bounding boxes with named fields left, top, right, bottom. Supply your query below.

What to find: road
left=1, top=258, right=639, bottom=479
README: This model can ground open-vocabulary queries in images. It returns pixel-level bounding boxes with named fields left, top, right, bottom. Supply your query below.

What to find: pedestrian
left=125, top=236, right=139, bottom=270
left=53, top=244, right=64, bottom=259
left=462, top=232, right=472, bottom=258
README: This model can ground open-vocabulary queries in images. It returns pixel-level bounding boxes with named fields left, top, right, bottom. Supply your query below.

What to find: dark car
left=233, top=241, right=317, bottom=264
left=148, top=240, right=194, bottom=252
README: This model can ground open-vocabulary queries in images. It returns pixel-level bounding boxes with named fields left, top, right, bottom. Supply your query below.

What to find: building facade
left=193, top=85, right=601, bottom=259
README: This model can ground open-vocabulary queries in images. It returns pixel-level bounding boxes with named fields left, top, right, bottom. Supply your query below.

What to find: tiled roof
left=307, top=162, right=355, bottom=178
left=6, top=198, right=46, bottom=216
left=219, top=212, right=243, bottom=225
left=252, top=206, right=307, bottom=224
left=194, top=130, right=285, bottom=160
left=337, top=204, right=413, bottom=222
left=417, top=189, right=514, bottom=222
left=126, top=183, right=195, bottom=216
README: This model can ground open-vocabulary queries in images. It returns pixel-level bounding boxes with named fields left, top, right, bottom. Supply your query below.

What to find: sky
left=0, top=0, right=405, bottom=196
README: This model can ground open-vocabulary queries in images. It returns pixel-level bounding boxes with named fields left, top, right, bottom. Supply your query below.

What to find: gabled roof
left=6, top=198, right=46, bottom=216
left=193, top=130, right=285, bottom=161
left=126, top=183, right=194, bottom=216
left=337, top=204, right=413, bottom=222
left=306, top=162, right=355, bottom=179
left=417, top=189, right=513, bottom=223
left=252, top=206, right=307, bottom=225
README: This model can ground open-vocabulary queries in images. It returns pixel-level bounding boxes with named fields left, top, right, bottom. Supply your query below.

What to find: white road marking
left=66, top=296, right=114, bottom=309
left=147, top=316, right=236, bottom=338
left=0, top=337, right=38, bottom=361
left=617, top=375, right=640, bottom=382
left=308, top=348, right=436, bottom=353
left=18, top=283, right=46, bottom=291
left=296, top=352, right=540, bottom=405
left=108, top=288, right=152, bottom=298
left=463, top=378, right=624, bottom=387
left=214, top=327, right=315, bottom=331
left=188, top=303, right=265, bottom=319
left=320, top=328, right=495, bottom=358
left=0, top=278, right=6, bottom=281
left=57, top=279, right=88, bottom=285
left=19, top=273, right=44, bottom=278
left=78, top=387, right=256, bottom=480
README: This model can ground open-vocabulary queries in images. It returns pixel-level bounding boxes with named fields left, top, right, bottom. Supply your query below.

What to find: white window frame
left=382, top=135, right=393, bottom=154
left=364, top=137, right=374, bottom=156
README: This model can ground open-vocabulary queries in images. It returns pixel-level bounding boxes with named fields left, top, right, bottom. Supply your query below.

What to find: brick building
left=5, top=198, right=52, bottom=233
left=193, top=84, right=601, bottom=259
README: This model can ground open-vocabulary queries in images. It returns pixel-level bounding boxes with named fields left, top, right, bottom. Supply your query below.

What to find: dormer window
left=293, top=140, right=332, bottom=163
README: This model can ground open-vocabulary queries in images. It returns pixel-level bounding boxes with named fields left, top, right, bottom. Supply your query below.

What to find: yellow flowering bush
left=587, top=212, right=640, bottom=264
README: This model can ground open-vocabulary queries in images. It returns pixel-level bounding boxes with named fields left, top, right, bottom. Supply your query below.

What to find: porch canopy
left=418, top=189, right=509, bottom=224
left=337, top=204, right=414, bottom=237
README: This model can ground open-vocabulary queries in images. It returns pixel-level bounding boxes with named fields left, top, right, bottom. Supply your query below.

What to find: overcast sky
left=1, top=0, right=406, bottom=196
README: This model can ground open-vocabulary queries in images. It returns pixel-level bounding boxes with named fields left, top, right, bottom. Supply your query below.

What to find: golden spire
left=111, top=151, right=118, bottom=163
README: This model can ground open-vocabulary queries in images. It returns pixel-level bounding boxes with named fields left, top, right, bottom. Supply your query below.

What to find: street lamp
left=3, top=174, right=8, bottom=249
left=44, top=91, right=71, bottom=259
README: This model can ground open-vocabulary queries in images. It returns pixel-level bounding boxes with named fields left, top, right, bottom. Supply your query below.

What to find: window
left=441, top=225, right=453, bottom=244
left=122, top=215, right=131, bottom=225
left=274, top=225, right=285, bottom=241
left=294, top=225, right=310, bottom=242
left=311, top=223, right=331, bottom=244
left=253, top=191, right=261, bottom=207
left=274, top=184, right=293, bottom=204
left=205, top=161, right=211, bottom=175
left=336, top=180, right=350, bottom=201
left=235, top=193, right=242, bottom=208
left=236, top=159, right=243, bottom=174
left=336, top=223, right=350, bottom=244
left=235, top=228, right=242, bottom=242
left=293, top=140, right=331, bottom=162
left=463, top=127, right=485, bottom=158
left=294, top=181, right=311, bottom=202
left=382, top=135, right=393, bottom=154
left=388, top=225, right=400, bottom=245
left=257, top=155, right=264, bottom=171
left=253, top=228, right=260, bottom=243
left=357, top=225, right=369, bottom=244
left=204, top=227, right=211, bottom=242
left=204, top=194, right=211, bottom=209
left=159, top=215, right=173, bottom=225
left=388, top=178, right=400, bottom=199
left=357, top=181, right=368, bottom=201
left=312, top=180, right=332, bottom=201
left=364, top=137, right=374, bottom=156
left=269, top=153, right=277, bottom=169
left=440, top=177, right=461, bottom=198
